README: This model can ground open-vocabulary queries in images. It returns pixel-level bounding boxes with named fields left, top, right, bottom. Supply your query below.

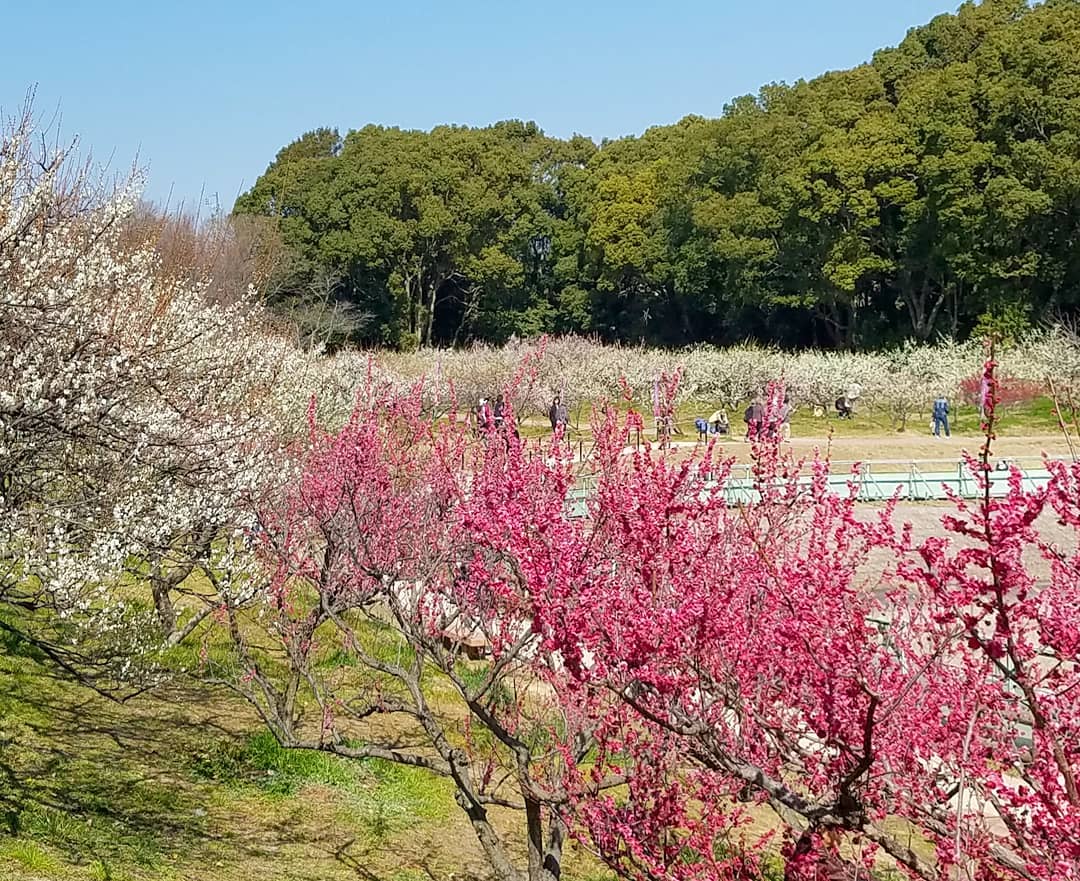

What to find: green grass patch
left=156, top=633, right=242, bottom=678
left=190, top=730, right=452, bottom=826
left=190, top=728, right=454, bottom=852
left=191, top=730, right=354, bottom=795
left=340, top=759, right=453, bottom=847
left=0, top=839, right=61, bottom=874
left=674, top=395, right=1064, bottom=439
left=454, top=660, right=491, bottom=694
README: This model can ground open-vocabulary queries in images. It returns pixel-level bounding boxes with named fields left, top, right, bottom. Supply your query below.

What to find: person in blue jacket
left=932, top=395, right=951, bottom=437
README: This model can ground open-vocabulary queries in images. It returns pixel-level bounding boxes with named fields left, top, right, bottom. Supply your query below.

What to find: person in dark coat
left=743, top=397, right=765, bottom=439
left=549, top=395, right=568, bottom=433
left=932, top=395, right=950, bottom=437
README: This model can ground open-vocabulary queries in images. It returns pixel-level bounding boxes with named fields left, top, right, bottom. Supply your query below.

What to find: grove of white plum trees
left=0, top=106, right=298, bottom=681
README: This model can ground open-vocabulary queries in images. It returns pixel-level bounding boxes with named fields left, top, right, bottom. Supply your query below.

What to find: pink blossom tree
left=214, top=381, right=621, bottom=881
left=554, top=368, right=1079, bottom=880
left=226, top=361, right=1078, bottom=881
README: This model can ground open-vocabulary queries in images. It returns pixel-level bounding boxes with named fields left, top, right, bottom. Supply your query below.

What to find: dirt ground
left=857, top=501, right=1076, bottom=586
left=775, top=432, right=1068, bottom=464
left=606, top=429, right=1079, bottom=585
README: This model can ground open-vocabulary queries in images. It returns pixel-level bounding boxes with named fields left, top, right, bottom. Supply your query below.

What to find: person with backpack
left=932, top=395, right=950, bottom=437
left=694, top=416, right=709, bottom=442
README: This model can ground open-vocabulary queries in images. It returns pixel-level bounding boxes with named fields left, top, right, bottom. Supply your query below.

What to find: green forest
left=234, top=0, right=1080, bottom=351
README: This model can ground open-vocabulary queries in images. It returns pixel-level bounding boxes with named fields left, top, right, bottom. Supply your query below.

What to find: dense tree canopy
left=235, top=0, right=1080, bottom=350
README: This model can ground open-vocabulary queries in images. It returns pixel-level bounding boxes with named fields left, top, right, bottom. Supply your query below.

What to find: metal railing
left=565, top=456, right=1067, bottom=516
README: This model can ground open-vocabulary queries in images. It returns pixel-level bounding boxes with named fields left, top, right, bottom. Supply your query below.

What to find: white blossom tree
left=0, top=106, right=297, bottom=686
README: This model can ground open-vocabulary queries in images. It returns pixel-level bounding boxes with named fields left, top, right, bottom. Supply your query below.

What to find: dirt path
left=647, top=433, right=1073, bottom=465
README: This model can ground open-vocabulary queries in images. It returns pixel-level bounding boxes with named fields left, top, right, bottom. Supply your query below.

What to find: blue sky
left=1, top=0, right=961, bottom=213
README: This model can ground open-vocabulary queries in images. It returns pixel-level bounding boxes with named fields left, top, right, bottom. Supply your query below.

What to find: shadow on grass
left=331, top=838, right=484, bottom=881
left=0, top=653, right=358, bottom=878
left=0, top=639, right=479, bottom=881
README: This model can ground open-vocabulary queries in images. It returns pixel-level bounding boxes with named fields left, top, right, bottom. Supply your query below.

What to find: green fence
left=567, top=457, right=1062, bottom=517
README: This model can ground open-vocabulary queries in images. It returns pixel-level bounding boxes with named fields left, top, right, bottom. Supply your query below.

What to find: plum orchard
left=366, top=334, right=1077, bottom=429
left=1, top=110, right=1077, bottom=879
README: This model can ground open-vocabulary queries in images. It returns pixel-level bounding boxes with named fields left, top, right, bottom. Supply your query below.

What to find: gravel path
left=856, top=502, right=1075, bottom=585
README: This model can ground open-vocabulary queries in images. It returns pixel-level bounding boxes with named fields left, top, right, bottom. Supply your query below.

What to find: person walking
left=476, top=397, right=492, bottom=434
left=493, top=393, right=506, bottom=429
left=779, top=394, right=793, bottom=441
left=932, top=395, right=951, bottom=437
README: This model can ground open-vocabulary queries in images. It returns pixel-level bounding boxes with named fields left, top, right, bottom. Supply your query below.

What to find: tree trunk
left=817, top=300, right=853, bottom=350
left=905, top=278, right=929, bottom=341
left=523, top=797, right=565, bottom=881
left=424, top=283, right=438, bottom=348
left=456, top=791, right=524, bottom=881
left=950, top=279, right=963, bottom=338
left=904, top=276, right=947, bottom=341
left=412, top=278, right=420, bottom=339
left=147, top=526, right=215, bottom=636
left=150, top=570, right=176, bottom=636
left=542, top=813, right=566, bottom=881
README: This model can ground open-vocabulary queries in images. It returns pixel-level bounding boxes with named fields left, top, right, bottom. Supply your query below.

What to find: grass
left=0, top=839, right=61, bottom=874
left=0, top=643, right=615, bottom=881
left=189, top=727, right=454, bottom=831
left=0, top=644, right=460, bottom=881
left=671, top=396, right=1063, bottom=439
left=192, top=730, right=357, bottom=795
left=530, top=394, right=1062, bottom=440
